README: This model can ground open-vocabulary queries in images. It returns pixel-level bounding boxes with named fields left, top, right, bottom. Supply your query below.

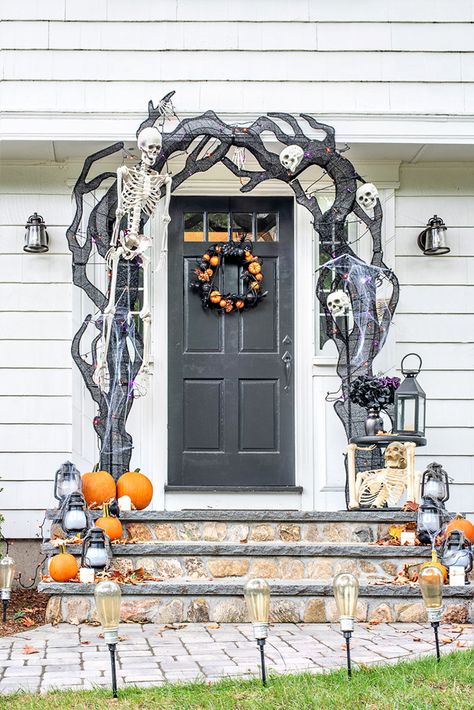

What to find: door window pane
left=208, top=213, right=229, bottom=242
left=232, top=213, right=253, bottom=241
left=256, top=213, right=278, bottom=242
left=184, top=213, right=204, bottom=242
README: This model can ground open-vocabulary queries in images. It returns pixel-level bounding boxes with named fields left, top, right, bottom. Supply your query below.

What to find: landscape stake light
left=244, top=578, right=270, bottom=686
left=333, top=572, right=359, bottom=678
left=0, top=555, right=15, bottom=622
left=418, top=564, right=444, bottom=662
left=94, top=580, right=121, bottom=698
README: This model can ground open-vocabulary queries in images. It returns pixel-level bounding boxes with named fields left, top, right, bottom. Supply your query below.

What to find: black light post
left=94, top=580, right=122, bottom=698
left=244, top=578, right=270, bottom=686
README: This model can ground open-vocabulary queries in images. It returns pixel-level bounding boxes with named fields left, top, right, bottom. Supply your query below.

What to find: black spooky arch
left=67, top=93, right=399, bottom=479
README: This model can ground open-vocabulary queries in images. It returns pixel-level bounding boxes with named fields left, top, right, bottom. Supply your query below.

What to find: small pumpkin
left=210, top=290, right=221, bottom=304
left=206, top=268, right=214, bottom=277
left=117, top=469, right=153, bottom=510
left=219, top=299, right=227, bottom=308
left=445, top=514, right=474, bottom=544
left=419, top=549, right=448, bottom=583
left=244, top=251, right=252, bottom=261
left=248, top=262, right=261, bottom=275
left=235, top=300, right=245, bottom=309
left=82, top=468, right=116, bottom=507
left=96, top=503, right=123, bottom=541
left=255, top=273, right=263, bottom=281
left=210, top=256, right=219, bottom=267
left=203, top=253, right=210, bottom=261
left=49, top=543, right=79, bottom=582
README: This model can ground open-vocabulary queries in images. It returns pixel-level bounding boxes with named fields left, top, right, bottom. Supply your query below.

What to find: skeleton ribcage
left=358, top=469, right=406, bottom=507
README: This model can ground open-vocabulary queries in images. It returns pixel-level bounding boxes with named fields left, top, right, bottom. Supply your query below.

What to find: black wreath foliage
left=68, top=91, right=399, bottom=479
left=349, top=375, right=400, bottom=410
left=191, top=240, right=267, bottom=313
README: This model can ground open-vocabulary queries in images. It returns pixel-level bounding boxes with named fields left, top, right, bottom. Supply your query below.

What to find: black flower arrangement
left=349, top=375, right=400, bottom=411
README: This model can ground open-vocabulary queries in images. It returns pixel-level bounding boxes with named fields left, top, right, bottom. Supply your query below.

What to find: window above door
left=184, top=211, right=278, bottom=243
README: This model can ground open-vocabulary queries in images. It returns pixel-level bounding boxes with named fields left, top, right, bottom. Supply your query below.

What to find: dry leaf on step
left=22, top=645, right=39, bottom=655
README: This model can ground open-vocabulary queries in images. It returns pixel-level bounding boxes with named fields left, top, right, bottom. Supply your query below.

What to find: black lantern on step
left=417, top=215, right=450, bottom=256
left=421, top=463, right=449, bottom=504
left=81, top=527, right=111, bottom=571
left=24, top=213, right=49, bottom=253
left=54, top=461, right=82, bottom=502
left=394, top=353, right=426, bottom=438
left=60, top=491, right=89, bottom=536
left=417, top=496, right=446, bottom=544
left=440, top=530, right=473, bottom=584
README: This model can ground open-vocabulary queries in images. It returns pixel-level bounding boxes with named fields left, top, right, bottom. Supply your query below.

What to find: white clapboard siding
left=0, top=255, right=72, bottom=284
left=1, top=481, right=55, bottom=511
left=397, top=287, right=474, bottom=314
left=0, top=341, right=71, bottom=369
left=0, top=312, right=71, bottom=340
left=0, top=369, right=71, bottom=397
left=0, top=227, right=71, bottom=256
left=396, top=229, right=474, bottom=258
left=395, top=343, right=474, bottom=370
left=426, top=400, right=474, bottom=428
left=0, top=425, right=71, bottom=453
left=0, top=452, right=71, bottom=481
left=393, top=314, right=474, bottom=343
left=396, top=257, right=474, bottom=286
left=0, top=397, right=71, bottom=425
left=1, top=511, right=48, bottom=539
left=0, top=284, right=71, bottom=311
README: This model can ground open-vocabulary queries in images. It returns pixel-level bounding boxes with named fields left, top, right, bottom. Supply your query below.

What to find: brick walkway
left=0, top=622, right=472, bottom=695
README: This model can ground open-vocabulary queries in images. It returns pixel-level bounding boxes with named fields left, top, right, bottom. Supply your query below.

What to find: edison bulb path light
left=244, top=578, right=271, bottom=686
left=94, top=580, right=121, bottom=697
left=419, top=564, right=444, bottom=662
left=333, top=572, right=359, bottom=678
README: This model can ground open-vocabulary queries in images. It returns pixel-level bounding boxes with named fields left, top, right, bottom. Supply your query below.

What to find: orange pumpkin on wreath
left=190, top=240, right=267, bottom=313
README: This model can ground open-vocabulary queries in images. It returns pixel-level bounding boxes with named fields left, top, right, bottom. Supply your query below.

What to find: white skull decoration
left=356, top=183, right=379, bottom=212
left=279, top=145, right=304, bottom=174
left=137, top=126, right=162, bottom=166
left=327, top=290, right=351, bottom=317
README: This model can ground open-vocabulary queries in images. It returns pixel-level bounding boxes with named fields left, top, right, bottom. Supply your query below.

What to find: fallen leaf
left=456, top=640, right=467, bottom=648
left=22, top=617, right=35, bottom=628
left=440, top=636, right=453, bottom=645
left=118, top=635, right=127, bottom=642
left=22, top=645, right=39, bottom=655
left=369, top=620, right=380, bottom=626
left=413, top=637, right=422, bottom=642
left=162, top=623, right=186, bottom=631
left=206, top=623, right=220, bottom=629
left=80, top=641, right=91, bottom=645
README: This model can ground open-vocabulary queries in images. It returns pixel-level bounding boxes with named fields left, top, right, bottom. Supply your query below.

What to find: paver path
left=0, top=622, right=472, bottom=694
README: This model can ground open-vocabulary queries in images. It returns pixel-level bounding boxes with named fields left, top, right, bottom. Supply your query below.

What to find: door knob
left=281, top=351, right=293, bottom=391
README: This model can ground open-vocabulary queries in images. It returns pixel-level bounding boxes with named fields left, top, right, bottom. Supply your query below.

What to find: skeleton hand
left=162, top=215, right=171, bottom=224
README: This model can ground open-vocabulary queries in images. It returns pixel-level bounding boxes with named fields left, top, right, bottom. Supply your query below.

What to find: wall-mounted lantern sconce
left=24, top=213, right=49, bottom=253
left=417, top=215, right=450, bottom=256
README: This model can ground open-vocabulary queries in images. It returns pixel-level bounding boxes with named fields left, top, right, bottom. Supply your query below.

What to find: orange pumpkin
left=445, top=514, right=474, bottom=544
left=210, top=290, right=221, bottom=304
left=248, top=262, right=261, bottom=275
left=82, top=469, right=116, bottom=507
left=203, top=253, right=210, bottom=261
left=96, top=503, right=123, bottom=541
left=49, top=543, right=79, bottom=582
left=235, top=300, right=245, bottom=309
left=117, top=469, right=153, bottom=510
left=255, top=273, right=263, bottom=281
left=206, top=268, right=214, bottom=277
left=210, top=256, right=219, bottom=267
left=219, top=299, right=227, bottom=308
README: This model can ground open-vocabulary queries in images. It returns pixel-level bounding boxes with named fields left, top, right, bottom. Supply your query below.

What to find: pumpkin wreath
left=190, top=240, right=267, bottom=313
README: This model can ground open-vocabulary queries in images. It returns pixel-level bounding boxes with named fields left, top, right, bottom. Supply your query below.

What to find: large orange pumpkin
left=82, top=469, right=116, bottom=507
left=49, top=544, right=79, bottom=582
left=117, top=469, right=153, bottom=510
left=445, top=514, right=474, bottom=544
left=96, top=503, right=123, bottom=541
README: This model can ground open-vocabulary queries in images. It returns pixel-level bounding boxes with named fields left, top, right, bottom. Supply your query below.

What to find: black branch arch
left=68, top=94, right=399, bottom=479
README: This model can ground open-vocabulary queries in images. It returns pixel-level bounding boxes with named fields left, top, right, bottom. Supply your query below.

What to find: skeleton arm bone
left=162, top=174, right=172, bottom=223
left=111, top=166, right=129, bottom=247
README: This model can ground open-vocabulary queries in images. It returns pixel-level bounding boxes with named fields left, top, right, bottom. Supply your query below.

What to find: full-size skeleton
left=347, top=441, right=421, bottom=509
left=93, top=126, right=172, bottom=393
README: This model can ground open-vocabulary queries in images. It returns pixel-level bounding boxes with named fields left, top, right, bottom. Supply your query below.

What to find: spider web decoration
left=68, top=91, right=399, bottom=479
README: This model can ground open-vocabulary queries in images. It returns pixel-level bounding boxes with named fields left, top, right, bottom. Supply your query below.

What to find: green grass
left=5, top=649, right=473, bottom=710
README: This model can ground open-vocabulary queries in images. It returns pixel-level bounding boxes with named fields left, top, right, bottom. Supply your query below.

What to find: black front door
left=168, top=196, right=294, bottom=487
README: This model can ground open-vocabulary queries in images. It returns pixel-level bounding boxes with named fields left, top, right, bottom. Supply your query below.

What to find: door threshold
left=164, top=485, right=303, bottom=493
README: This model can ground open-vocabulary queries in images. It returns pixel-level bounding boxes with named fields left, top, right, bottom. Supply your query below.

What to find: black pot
left=365, top=407, right=384, bottom=436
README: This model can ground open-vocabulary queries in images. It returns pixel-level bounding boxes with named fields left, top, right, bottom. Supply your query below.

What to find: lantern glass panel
left=397, top=396, right=416, bottom=432
left=419, top=566, right=443, bottom=609
left=244, top=579, right=270, bottom=624
left=0, top=557, right=15, bottom=590
left=63, top=509, right=87, bottom=532
left=85, top=546, right=109, bottom=569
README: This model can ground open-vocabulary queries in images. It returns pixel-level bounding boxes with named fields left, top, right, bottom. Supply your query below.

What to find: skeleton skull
left=384, top=442, right=407, bottom=470
left=356, top=183, right=379, bottom=212
left=326, top=289, right=351, bottom=317
left=279, top=145, right=304, bottom=174
left=137, top=126, right=162, bottom=167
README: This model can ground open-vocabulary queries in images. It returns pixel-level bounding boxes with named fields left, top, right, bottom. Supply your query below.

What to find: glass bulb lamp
left=333, top=572, right=359, bottom=678
left=0, top=555, right=16, bottom=622
left=94, top=580, right=121, bottom=697
left=54, top=461, right=82, bottom=502
left=244, top=578, right=270, bottom=687
left=419, top=564, right=444, bottom=661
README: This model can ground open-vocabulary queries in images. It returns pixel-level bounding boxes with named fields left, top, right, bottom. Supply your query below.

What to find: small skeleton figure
left=355, top=182, right=379, bottom=213
left=326, top=289, right=352, bottom=318
left=279, top=145, right=304, bottom=173
left=93, top=125, right=172, bottom=393
left=347, top=441, right=420, bottom=510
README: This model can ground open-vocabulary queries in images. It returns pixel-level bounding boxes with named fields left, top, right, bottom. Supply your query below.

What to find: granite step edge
left=38, top=580, right=474, bottom=598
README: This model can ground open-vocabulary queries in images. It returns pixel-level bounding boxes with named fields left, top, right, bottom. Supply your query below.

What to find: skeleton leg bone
left=405, top=442, right=416, bottom=502
left=133, top=253, right=151, bottom=395
left=93, top=247, right=123, bottom=392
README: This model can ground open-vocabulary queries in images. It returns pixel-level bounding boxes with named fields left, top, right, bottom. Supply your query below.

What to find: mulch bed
left=0, top=589, right=50, bottom=638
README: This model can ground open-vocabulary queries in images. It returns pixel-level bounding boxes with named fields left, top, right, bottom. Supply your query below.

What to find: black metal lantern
left=417, top=215, right=450, bottom=256
left=24, top=213, right=49, bottom=253
left=421, top=463, right=449, bottom=504
left=81, top=527, right=111, bottom=570
left=60, top=491, right=89, bottom=536
left=417, top=496, right=446, bottom=544
left=440, top=530, right=473, bottom=583
left=54, top=461, right=82, bottom=502
left=394, top=353, right=426, bottom=438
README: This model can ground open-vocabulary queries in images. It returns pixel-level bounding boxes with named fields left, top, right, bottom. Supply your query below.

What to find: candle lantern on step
left=244, top=578, right=270, bottom=687
left=440, top=530, right=473, bottom=585
left=0, top=555, right=16, bottom=622
left=60, top=491, right=90, bottom=537
left=333, top=572, right=359, bottom=679
left=54, top=461, right=82, bottom=503
left=418, top=562, right=444, bottom=661
left=94, top=580, right=121, bottom=698
left=394, top=354, right=426, bottom=438
left=421, top=463, right=449, bottom=504
left=417, top=497, right=447, bottom=544
left=81, top=527, right=111, bottom=571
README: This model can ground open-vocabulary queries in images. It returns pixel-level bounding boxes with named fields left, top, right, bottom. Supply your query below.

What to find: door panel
left=168, top=197, right=294, bottom=487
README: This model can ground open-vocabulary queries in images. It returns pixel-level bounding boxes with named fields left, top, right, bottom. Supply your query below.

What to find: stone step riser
left=45, top=594, right=473, bottom=626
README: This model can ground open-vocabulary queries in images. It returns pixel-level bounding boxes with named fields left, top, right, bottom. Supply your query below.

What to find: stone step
left=47, top=509, right=416, bottom=546
left=39, top=580, right=474, bottom=625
